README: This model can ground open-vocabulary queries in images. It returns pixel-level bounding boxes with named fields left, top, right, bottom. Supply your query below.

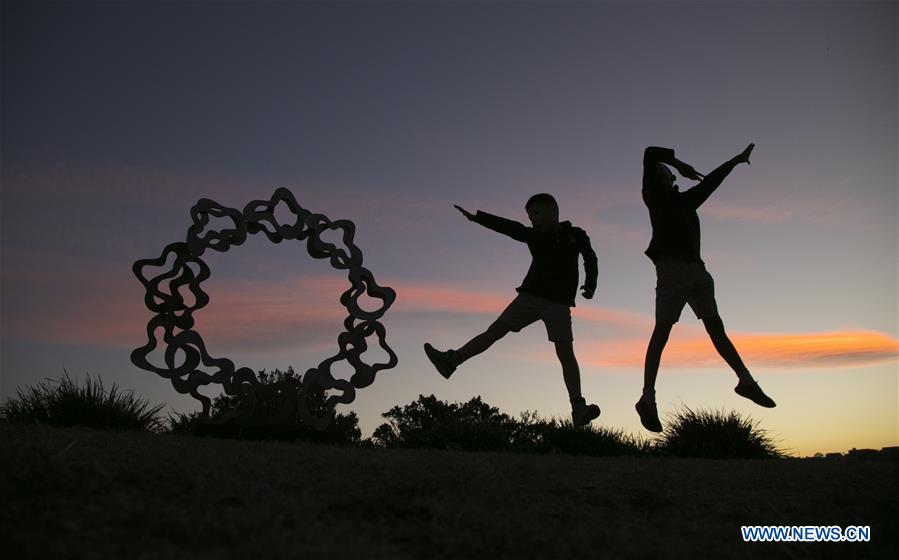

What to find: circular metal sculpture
left=130, top=187, right=397, bottom=430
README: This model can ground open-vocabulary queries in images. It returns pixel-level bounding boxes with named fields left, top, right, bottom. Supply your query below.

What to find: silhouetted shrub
left=507, top=409, right=550, bottom=452
left=372, top=394, right=517, bottom=451
left=2, top=371, right=165, bottom=432
left=372, top=395, right=648, bottom=456
left=657, top=406, right=782, bottom=459
left=173, top=367, right=361, bottom=445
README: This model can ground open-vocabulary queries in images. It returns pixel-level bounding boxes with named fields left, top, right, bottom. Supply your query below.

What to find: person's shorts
left=490, top=292, right=573, bottom=342
left=654, top=257, right=719, bottom=324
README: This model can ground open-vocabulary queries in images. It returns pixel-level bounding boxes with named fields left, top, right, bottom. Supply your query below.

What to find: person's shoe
left=635, top=398, right=663, bottom=432
left=424, top=343, right=456, bottom=379
left=572, top=402, right=601, bottom=427
left=735, top=379, right=776, bottom=408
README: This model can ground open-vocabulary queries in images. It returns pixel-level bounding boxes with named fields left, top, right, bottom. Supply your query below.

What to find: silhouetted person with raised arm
left=636, top=143, right=776, bottom=432
left=424, top=194, right=602, bottom=427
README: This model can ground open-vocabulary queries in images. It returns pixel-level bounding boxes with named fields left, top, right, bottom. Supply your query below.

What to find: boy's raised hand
left=454, top=205, right=476, bottom=221
left=734, top=143, right=755, bottom=165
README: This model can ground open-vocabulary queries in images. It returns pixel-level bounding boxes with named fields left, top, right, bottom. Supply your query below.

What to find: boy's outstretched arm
left=454, top=204, right=530, bottom=242
left=579, top=229, right=598, bottom=299
left=682, top=143, right=755, bottom=209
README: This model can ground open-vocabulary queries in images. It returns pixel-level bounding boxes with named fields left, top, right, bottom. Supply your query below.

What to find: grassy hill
left=2, top=424, right=896, bottom=559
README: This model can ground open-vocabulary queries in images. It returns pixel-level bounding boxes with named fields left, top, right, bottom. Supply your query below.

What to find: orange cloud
left=2, top=260, right=654, bottom=350
left=389, top=281, right=512, bottom=314
left=386, top=280, right=654, bottom=331
left=4, top=252, right=896, bottom=373
left=580, top=331, right=899, bottom=370
left=0, top=253, right=351, bottom=352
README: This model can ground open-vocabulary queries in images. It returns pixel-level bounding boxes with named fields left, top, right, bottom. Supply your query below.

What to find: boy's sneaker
left=572, top=402, right=601, bottom=427
left=735, top=379, right=776, bottom=408
left=635, top=398, right=663, bottom=432
left=424, top=343, right=456, bottom=379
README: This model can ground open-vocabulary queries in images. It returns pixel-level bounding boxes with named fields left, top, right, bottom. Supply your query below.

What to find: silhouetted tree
left=372, top=394, right=518, bottom=451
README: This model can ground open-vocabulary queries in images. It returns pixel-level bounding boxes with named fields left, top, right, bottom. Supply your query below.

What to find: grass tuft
left=656, top=405, right=782, bottom=459
left=2, top=370, right=165, bottom=432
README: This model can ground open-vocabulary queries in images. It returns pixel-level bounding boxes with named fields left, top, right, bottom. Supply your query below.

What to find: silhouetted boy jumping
left=424, top=194, right=601, bottom=427
left=637, top=143, right=776, bottom=432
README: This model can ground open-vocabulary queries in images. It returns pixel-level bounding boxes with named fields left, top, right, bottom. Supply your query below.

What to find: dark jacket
left=473, top=210, right=598, bottom=306
left=643, top=146, right=737, bottom=263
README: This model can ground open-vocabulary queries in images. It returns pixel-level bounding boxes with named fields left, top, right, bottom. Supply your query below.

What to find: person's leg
left=424, top=321, right=510, bottom=379
left=538, top=299, right=598, bottom=425
left=453, top=322, right=511, bottom=365
left=538, top=300, right=580, bottom=402
left=636, top=260, right=686, bottom=431
left=685, top=265, right=751, bottom=382
left=426, top=296, right=534, bottom=379
left=689, top=268, right=775, bottom=407
left=702, top=314, right=776, bottom=407
left=701, top=315, right=751, bottom=381
left=554, top=339, right=601, bottom=426
left=637, top=319, right=673, bottom=432
left=643, top=321, right=673, bottom=399
left=645, top=258, right=688, bottom=401
left=553, top=340, right=583, bottom=404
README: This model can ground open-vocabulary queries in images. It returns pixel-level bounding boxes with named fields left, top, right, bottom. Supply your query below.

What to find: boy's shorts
left=654, top=257, right=719, bottom=325
left=491, top=292, right=573, bottom=342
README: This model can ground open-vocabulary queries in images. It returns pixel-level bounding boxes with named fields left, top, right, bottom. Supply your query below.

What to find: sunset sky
left=2, top=1, right=896, bottom=457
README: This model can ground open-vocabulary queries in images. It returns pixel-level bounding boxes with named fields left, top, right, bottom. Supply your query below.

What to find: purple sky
left=2, top=1, right=896, bottom=455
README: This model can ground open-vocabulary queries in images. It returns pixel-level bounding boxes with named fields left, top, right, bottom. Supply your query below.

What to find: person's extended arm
left=682, top=143, right=754, bottom=209
left=578, top=229, right=598, bottom=299
left=454, top=205, right=530, bottom=242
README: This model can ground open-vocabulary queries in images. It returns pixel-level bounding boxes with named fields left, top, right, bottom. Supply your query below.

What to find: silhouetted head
left=655, top=163, right=677, bottom=191
left=525, top=193, right=560, bottom=231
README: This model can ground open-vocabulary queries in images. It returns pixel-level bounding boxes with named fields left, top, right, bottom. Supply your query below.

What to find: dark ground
left=2, top=424, right=896, bottom=559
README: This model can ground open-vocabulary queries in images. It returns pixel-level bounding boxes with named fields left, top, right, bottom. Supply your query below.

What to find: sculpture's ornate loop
left=187, top=198, right=248, bottom=256
left=244, top=187, right=312, bottom=243
left=133, top=242, right=210, bottom=330
left=341, top=266, right=396, bottom=321
left=343, top=318, right=399, bottom=389
left=132, top=189, right=397, bottom=429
